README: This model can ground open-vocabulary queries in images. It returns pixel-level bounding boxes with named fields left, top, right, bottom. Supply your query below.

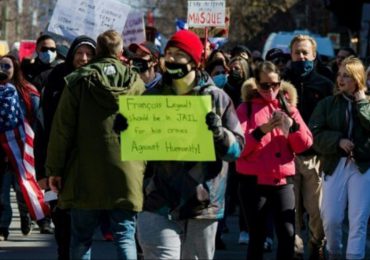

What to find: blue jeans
left=70, top=208, right=137, bottom=260
left=0, top=168, right=29, bottom=229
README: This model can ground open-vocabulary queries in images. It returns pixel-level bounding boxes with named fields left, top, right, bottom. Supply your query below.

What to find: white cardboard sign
left=48, top=0, right=131, bottom=40
left=187, top=1, right=225, bottom=28
left=122, top=11, right=146, bottom=46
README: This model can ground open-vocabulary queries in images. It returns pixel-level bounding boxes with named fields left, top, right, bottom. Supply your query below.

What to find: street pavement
left=1, top=192, right=369, bottom=259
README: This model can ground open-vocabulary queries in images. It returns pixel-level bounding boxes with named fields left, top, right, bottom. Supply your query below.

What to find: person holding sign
left=236, top=61, right=313, bottom=260
left=133, top=29, right=245, bottom=260
left=45, top=30, right=146, bottom=260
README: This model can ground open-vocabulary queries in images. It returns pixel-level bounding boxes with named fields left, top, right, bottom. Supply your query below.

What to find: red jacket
left=235, top=79, right=313, bottom=185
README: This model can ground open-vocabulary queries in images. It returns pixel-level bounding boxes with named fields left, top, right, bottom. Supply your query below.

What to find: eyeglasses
left=259, top=82, right=281, bottom=90
left=0, top=63, right=11, bottom=71
left=40, top=47, right=56, bottom=52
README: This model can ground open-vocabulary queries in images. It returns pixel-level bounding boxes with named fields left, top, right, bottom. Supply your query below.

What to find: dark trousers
left=238, top=175, right=295, bottom=260
left=216, top=162, right=248, bottom=240
left=51, top=203, right=71, bottom=260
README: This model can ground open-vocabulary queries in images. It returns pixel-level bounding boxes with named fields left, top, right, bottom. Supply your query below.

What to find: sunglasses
left=259, top=82, right=281, bottom=90
left=40, top=47, right=56, bottom=52
left=0, top=63, right=11, bottom=71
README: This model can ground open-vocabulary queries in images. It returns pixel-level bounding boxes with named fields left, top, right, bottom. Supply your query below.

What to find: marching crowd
left=0, top=26, right=370, bottom=260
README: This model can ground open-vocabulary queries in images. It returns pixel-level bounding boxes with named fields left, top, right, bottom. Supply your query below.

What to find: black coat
left=283, top=68, right=333, bottom=156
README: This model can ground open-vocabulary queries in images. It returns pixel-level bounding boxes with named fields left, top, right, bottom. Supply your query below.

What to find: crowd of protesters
left=0, top=25, right=370, bottom=260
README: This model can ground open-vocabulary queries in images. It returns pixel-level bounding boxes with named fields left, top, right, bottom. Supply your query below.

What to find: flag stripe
left=0, top=121, right=49, bottom=220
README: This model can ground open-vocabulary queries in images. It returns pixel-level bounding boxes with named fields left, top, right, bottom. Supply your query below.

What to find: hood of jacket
left=65, top=35, right=96, bottom=68
left=241, top=77, right=298, bottom=107
left=65, top=57, right=144, bottom=110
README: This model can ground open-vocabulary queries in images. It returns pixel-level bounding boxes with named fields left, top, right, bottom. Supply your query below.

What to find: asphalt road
left=0, top=192, right=369, bottom=259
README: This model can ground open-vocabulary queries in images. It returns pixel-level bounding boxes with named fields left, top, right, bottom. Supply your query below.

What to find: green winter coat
left=309, top=94, right=370, bottom=175
left=45, top=57, right=146, bottom=211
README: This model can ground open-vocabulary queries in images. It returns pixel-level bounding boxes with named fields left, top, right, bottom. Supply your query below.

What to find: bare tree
left=154, top=0, right=331, bottom=51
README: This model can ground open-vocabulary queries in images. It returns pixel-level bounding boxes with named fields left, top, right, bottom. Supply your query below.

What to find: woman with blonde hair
left=309, top=57, right=370, bottom=260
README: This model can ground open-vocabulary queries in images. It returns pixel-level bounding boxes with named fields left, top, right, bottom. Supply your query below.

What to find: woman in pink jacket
left=236, top=61, right=313, bottom=260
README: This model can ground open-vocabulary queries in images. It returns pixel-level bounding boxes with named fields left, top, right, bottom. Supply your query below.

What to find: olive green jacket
left=45, top=57, right=146, bottom=211
left=309, top=94, right=370, bottom=175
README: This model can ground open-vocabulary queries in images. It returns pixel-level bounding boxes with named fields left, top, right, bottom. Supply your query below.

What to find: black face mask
left=228, top=70, right=243, bottom=86
left=0, top=72, right=8, bottom=81
left=132, top=58, right=150, bottom=73
left=165, top=61, right=192, bottom=79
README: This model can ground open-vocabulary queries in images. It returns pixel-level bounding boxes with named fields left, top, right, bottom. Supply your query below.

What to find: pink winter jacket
left=235, top=78, right=313, bottom=186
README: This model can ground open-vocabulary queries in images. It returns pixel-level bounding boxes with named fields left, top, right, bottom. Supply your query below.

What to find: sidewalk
left=1, top=192, right=369, bottom=259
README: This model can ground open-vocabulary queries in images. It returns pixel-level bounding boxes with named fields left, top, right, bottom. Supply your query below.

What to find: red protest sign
left=18, top=40, right=36, bottom=62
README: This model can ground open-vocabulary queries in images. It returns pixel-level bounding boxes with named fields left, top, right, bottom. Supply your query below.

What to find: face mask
left=291, top=60, right=314, bottom=77
left=171, top=81, right=194, bottom=95
left=212, top=73, right=227, bottom=88
left=38, top=50, right=57, bottom=64
left=0, top=72, right=8, bottom=81
left=228, top=70, right=243, bottom=85
left=259, top=88, right=279, bottom=102
left=165, top=61, right=192, bottom=79
left=132, top=58, right=149, bottom=73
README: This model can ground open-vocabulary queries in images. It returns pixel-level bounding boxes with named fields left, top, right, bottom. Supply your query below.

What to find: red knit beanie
left=165, top=30, right=204, bottom=66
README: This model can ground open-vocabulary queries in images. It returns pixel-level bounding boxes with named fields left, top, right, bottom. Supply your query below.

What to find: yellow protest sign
left=119, top=95, right=216, bottom=161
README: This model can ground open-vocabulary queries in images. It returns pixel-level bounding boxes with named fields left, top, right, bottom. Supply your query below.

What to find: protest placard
left=119, top=96, right=215, bottom=161
left=48, top=0, right=130, bottom=40
left=187, top=0, right=225, bottom=28
left=189, top=7, right=230, bottom=38
left=18, top=40, right=36, bottom=61
left=0, top=41, right=9, bottom=56
left=122, top=11, right=146, bottom=46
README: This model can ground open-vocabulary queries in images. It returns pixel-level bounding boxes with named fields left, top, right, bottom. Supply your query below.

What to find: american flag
left=0, top=83, right=49, bottom=220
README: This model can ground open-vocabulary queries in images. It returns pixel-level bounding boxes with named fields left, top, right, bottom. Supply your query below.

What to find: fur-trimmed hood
left=241, top=77, right=298, bottom=107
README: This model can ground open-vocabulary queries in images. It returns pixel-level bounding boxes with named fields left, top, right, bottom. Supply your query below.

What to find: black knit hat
left=265, top=48, right=285, bottom=61
left=65, top=35, right=96, bottom=66
left=231, top=45, right=251, bottom=59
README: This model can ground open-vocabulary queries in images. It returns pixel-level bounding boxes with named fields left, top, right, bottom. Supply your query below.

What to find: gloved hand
left=205, top=112, right=224, bottom=138
left=113, top=113, right=128, bottom=134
